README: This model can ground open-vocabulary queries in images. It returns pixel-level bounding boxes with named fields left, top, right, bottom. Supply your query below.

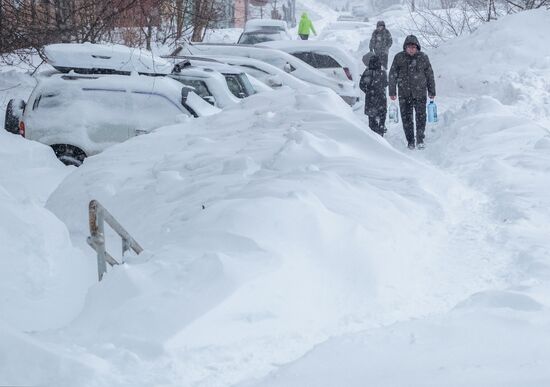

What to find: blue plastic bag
left=427, top=100, right=438, bottom=123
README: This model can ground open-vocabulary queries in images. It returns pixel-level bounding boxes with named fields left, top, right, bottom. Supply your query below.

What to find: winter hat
left=376, top=20, right=385, bottom=27
left=368, top=55, right=381, bottom=70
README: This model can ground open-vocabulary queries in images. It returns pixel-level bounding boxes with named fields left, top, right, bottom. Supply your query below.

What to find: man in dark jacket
left=359, top=55, right=388, bottom=136
left=369, top=21, right=393, bottom=69
left=389, top=35, right=436, bottom=149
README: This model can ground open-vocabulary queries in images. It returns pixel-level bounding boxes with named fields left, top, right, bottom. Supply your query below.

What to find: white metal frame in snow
left=87, top=200, right=143, bottom=281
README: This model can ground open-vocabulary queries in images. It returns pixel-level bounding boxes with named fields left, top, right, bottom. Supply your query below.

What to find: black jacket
left=369, top=28, right=393, bottom=53
left=388, top=35, right=436, bottom=99
left=360, top=56, right=388, bottom=116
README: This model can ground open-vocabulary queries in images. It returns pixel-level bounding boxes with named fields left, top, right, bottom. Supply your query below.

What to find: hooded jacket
left=369, top=23, right=393, bottom=53
left=360, top=55, right=388, bottom=116
left=298, top=13, right=316, bottom=35
left=388, top=35, right=436, bottom=99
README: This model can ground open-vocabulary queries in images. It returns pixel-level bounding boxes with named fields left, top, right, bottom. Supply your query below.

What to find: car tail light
left=18, top=121, right=25, bottom=137
left=343, top=67, right=353, bottom=81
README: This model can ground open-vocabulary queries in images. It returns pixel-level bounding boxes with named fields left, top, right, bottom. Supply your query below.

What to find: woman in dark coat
left=359, top=55, right=388, bottom=136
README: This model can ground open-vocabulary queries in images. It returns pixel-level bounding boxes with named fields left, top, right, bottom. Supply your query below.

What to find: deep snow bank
left=244, top=11, right=550, bottom=386
left=44, top=86, right=503, bottom=386
left=431, top=9, right=550, bottom=122
left=0, top=130, right=93, bottom=332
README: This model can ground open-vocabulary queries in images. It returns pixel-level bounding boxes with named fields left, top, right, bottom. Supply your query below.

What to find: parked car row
left=175, top=42, right=360, bottom=108
left=5, top=38, right=361, bottom=166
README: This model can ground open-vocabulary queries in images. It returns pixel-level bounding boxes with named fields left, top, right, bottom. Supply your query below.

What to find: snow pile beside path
left=248, top=95, right=550, bottom=387
left=44, top=87, right=500, bottom=386
left=0, top=131, right=93, bottom=330
left=432, top=9, right=550, bottom=121
left=242, top=296, right=550, bottom=387
left=430, top=96, right=550, bottom=301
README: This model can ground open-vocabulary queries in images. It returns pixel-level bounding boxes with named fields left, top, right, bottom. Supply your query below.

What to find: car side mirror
left=203, top=95, right=216, bottom=105
left=283, top=62, right=292, bottom=73
left=267, top=75, right=283, bottom=87
left=181, top=85, right=194, bottom=104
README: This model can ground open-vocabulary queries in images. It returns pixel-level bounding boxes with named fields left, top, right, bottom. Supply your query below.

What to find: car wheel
left=51, top=144, right=87, bottom=167
left=4, top=99, right=25, bottom=134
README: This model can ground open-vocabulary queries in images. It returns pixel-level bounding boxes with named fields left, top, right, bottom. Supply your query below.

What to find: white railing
left=87, top=200, right=143, bottom=281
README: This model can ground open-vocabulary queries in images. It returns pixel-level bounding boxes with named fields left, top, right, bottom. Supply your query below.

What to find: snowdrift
left=43, top=85, right=499, bottom=386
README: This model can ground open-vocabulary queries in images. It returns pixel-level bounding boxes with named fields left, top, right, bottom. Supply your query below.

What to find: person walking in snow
left=360, top=55, right=388, bottom=136
left=298, top=12, right=316, bottom=40
left=389, top=35, right=436, bottom=150
left=369, top=21, right=393, bottom=69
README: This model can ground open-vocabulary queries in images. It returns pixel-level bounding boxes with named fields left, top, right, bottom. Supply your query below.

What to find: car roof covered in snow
left=244, top=19, right=289, bottom=32
left=176, top=54, right=309, bottom=89
left=258, top=40, right=359, bottom=76
left=44, top=43, right=174, bottom=75
left=34, top=72, right=185, bottom=101
left=182, top=43, right=357, bottom=96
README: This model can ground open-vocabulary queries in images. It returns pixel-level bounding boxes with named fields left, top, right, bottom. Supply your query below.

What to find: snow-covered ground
left=1, top=5, right=550, bottom=387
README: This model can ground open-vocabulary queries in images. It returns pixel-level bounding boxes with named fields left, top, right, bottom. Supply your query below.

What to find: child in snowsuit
left=359, top=55, right=388, bottom=136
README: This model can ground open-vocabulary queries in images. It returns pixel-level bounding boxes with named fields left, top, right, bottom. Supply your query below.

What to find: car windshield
left=238, top=32, right=279, bottom=44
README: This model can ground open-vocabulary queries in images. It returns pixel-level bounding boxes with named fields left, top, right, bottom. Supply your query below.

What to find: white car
left=258, top=40, right=360, bottom=84
left=244, top=19, right=290, bottom=33
left=178, top=43, right=360, bottom=108
left=237, top=19, right=293, bottom=44
left=4, top=43, right=218, bottom=165
left=168, top=54, right=308, bottom=90
left=12, top=73, right=216, bottom=166
left=169, top=63, right=241, bottom=108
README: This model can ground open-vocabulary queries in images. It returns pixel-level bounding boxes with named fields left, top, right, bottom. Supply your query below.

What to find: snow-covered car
left=174, top=54, right=309, bottom=90
left=175, top=59, right=257, bottom=98
left=258, top=40, right=359, bottom=84
left=168, top=62, right=241, bottom=108
left=174, top=44, right=360, bottom=108
left=237, top=19, right=293, bottom=44
left=43, top=42, right=174, bottom=75
left=237, top=30, right=291, bottom=45
left=244, top=19, right=290, bottom=33
left=10, top=73, right=216, bottom=166
left=3, top=42, right=220, bottom=165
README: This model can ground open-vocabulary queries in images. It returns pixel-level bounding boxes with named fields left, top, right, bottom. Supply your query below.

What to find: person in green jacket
left=298, top=12, right=316, bottom=40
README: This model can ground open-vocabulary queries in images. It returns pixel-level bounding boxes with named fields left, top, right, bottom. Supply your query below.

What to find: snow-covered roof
left=44, top=43, right=174, bottom=75
left=36, top=72, right=183, bottom=98
left=244, top=19, right=289, bottom=32
left=185, top=43, right=358, bottom=97
left=258, top=40, right=360, bottom=79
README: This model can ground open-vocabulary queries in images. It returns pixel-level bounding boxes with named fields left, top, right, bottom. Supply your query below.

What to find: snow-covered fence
left=87, top=200, right=143, bottom=281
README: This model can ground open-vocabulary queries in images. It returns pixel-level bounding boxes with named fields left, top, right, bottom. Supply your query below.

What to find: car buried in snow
left=4, top=43, right=219, bottom=166
left=169, top=43, right=361, bottom=109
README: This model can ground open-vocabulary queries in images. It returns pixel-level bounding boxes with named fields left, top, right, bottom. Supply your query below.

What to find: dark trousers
left=368, top=115, right=386, bottom=136
left=374, top=50, right=389, bottom=69
left=399, top=95, right=427, bottom=145
left=299, top=34, right=309, bottom=40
